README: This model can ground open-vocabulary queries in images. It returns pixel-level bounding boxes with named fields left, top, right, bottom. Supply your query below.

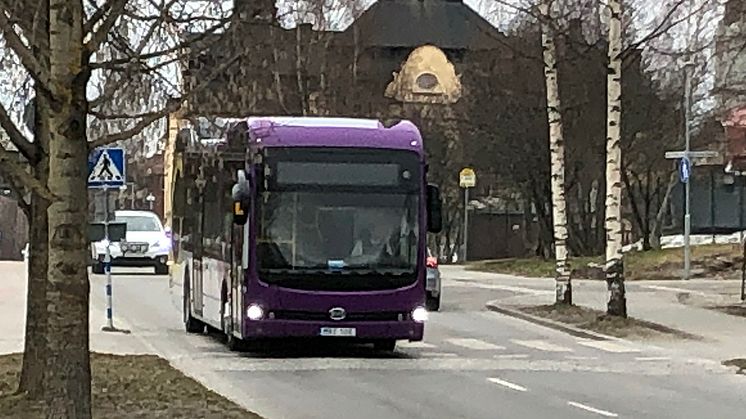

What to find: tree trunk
left=18, top=103, right=50, bottom=399
left=605, top=0, right=627, bottom=317
left=45, top=1, right=92, bottom=417
left=650, top=171, right=677, bottom=249
left=19, top=1, right=50, bottom=398
left=540, top=0, right=571, bottom=305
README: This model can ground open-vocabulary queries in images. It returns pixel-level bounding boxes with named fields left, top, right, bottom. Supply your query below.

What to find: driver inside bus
left=351, top=225, right=392, bottom=259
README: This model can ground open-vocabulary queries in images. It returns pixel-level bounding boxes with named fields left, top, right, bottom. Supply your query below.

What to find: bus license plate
left=320, top=327, right=356, bottom=337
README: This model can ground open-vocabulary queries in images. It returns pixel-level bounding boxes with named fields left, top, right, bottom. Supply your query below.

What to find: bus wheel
left=92, top=262, right=105, bottom=275
left=226, top=333, right=246, bottom=352
left=154, top=262, right=169, bottom=275
left=373, top=340, right=396, bottom=352
left=183, top=273, right=205, bottom=334
left=426, top=293, right=441, bottom=312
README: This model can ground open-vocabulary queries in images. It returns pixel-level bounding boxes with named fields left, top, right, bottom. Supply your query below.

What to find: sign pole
left=458, top=168, right=476, bottom=263
left=463, top=187, right=469, bottom=262
left=683, top=63, right=693, bottom=281
left=88, top=146, right=128, bottom=333
left=103, top=186, right=115, bottom=330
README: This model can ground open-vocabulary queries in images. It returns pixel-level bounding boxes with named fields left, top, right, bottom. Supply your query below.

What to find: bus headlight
left=412, top=306, right=428, bottom=323
left=247, top=304, right=264, bottom=321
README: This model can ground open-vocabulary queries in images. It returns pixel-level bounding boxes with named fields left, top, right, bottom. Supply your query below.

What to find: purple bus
left=174, top=116, right=442, bottom=352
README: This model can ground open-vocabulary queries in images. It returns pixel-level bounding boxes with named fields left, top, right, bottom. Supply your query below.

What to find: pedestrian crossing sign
left=88, top=147, right=126, bottom=188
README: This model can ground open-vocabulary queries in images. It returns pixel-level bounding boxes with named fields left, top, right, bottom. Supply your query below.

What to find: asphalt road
left=89, top=268, right=746, bottom=419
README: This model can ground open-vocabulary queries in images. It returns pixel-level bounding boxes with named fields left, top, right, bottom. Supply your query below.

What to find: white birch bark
left=605, top=0, right=627, bottom=317
left=539, top=0, right=572, bottom=304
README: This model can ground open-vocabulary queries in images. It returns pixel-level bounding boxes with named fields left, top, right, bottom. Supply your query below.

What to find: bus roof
left=245, top=116, right=424, bottom=154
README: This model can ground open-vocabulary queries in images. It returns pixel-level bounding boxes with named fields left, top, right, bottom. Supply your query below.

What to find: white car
left=426, top=248, right=441, bottom=311
left=91, top=210, right=171, bottom=275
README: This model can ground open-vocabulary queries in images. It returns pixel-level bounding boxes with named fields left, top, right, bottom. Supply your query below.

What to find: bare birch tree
left=605, top=0, right=627, bottom=317
left=539, top=0, right=572, bottom=304
left=0, top=1, right=235, bottom=415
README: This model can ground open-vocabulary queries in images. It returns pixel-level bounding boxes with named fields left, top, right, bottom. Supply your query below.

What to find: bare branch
left=0, top=104, right=37, bottom=163
left=0, top=146, right=53, bottom=201
left=89, top=108, right=171, bottom=120
left=0, top=9, right=51, bottom=93
left=85, top=0, right=128, bottom=53
left=89, top=45, right=244, bottom=149
left=88, top=97, right=181, bottom=149
left=621, top=0, right=710, bottom=59
left=89, top=17, right=231, bottom=69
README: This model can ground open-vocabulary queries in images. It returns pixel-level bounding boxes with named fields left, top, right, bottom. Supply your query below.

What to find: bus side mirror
left=427, top=184, right=442, bottom=233
left=232, top=169, right=251, bottom=226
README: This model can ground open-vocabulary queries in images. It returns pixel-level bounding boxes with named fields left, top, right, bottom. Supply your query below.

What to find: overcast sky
left=0, top=0, right=731, bottom=149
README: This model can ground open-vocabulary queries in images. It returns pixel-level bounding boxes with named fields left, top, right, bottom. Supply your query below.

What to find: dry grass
left=712, top=304, right=746, bottom=318
left=469, top=244, right=744, bottom=281
left=518, top=304, right=695, bottom=340
left=723, top=359, right=746, bottom=374
left=0, top=353, right=262, bottom=419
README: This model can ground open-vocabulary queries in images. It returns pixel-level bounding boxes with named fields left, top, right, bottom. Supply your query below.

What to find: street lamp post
left=683, top=62, right=694, bottom=280
left=664, top=62, right=718, bottom=280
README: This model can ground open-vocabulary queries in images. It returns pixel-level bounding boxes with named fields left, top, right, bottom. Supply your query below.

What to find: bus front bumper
left=242, top=320, right=424, bottom=341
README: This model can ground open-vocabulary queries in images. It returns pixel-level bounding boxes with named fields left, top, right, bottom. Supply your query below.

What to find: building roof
left=246, top=116, right=424, bottom=153
left=341, top=0, right=505, bottom=50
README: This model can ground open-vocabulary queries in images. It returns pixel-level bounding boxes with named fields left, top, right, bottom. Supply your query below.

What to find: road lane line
left=640, top=284, right=710, bottom=297
left=419, top=352, right=459, bottom=358
left=494, top=354, right=529, bottom=359
left=398, top=341, right=437, bottom=349
left=487, top=377, right=528, bottom=392
left=565, top=355, right=599, bottom=361
left=446, top=338, right=505, bottom=351
left=511, top=339, right=573, bottom=352
left=443, top=280, right=553, bottom=296
left=577, top=340, right=640, bottom=353
left=567, top=401, right=618, bottom=417
left=635, top=356, right=670, bottom=361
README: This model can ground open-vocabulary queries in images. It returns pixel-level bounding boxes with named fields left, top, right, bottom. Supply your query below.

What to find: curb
left=485, top=300, right=618, bottom=342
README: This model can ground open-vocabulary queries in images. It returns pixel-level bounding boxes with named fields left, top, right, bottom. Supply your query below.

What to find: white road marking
left=567, top=401, right=618, bottom=417
left=419, top=352, right=459, bottom=358
left=487, top=377, right=528, bottom=392
left=635, top=356, right=670, bottom=362
left=398, top=341, right=437, bottom=349
left=443, top=281, right=552, bottom=296
left=511, top=339, right=573, bottom=352
left=565, top=355, right=599, bottom=361
left=576, top=340, right=640, bottom=353
left=640, top=284, right=710, bottom=297
left=205, top=357, right=723, bottom=374
left=446, top=338, right=505, bottom=351
left=494, top=354, right=530, bottom=359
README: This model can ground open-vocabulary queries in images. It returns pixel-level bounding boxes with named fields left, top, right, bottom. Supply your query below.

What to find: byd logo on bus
left=329, top=307, right=346, bottom=321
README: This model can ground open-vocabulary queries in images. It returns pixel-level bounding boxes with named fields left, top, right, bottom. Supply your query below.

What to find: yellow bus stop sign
left=459, top=168, right=476, bottom=188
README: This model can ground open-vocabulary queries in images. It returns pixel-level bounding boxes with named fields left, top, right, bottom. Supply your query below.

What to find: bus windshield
left=257, top=191, right=419, bottom=274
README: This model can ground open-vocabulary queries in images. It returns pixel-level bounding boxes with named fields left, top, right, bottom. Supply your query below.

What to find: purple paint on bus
left=246, top=117, right=425, bottom=155
left=237, top=117, right=429, bottom=344
left=180, top=116, right=441, bottom=350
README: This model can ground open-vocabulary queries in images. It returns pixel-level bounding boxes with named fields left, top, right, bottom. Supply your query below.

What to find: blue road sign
left=88, top=148, right=126, bottom=188
left=679, top=156, right=691, bottom=184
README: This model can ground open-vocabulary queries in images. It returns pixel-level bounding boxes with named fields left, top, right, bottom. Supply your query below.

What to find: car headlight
left=247, top=304, right=264, bottom=321
left=412, top=306, right=428, bottom=323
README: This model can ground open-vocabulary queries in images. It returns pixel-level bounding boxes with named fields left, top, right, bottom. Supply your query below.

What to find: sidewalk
left=443, top=265, right=746, bottom=361
left=0, top=261, right=153, bottom=355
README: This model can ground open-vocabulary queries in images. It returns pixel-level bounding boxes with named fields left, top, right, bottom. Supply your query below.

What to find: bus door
left=227, top=160, right=248, bottom=336
left=192, top=184, right=205, bottom=317
left=229, top=221, right=247, bottom=336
